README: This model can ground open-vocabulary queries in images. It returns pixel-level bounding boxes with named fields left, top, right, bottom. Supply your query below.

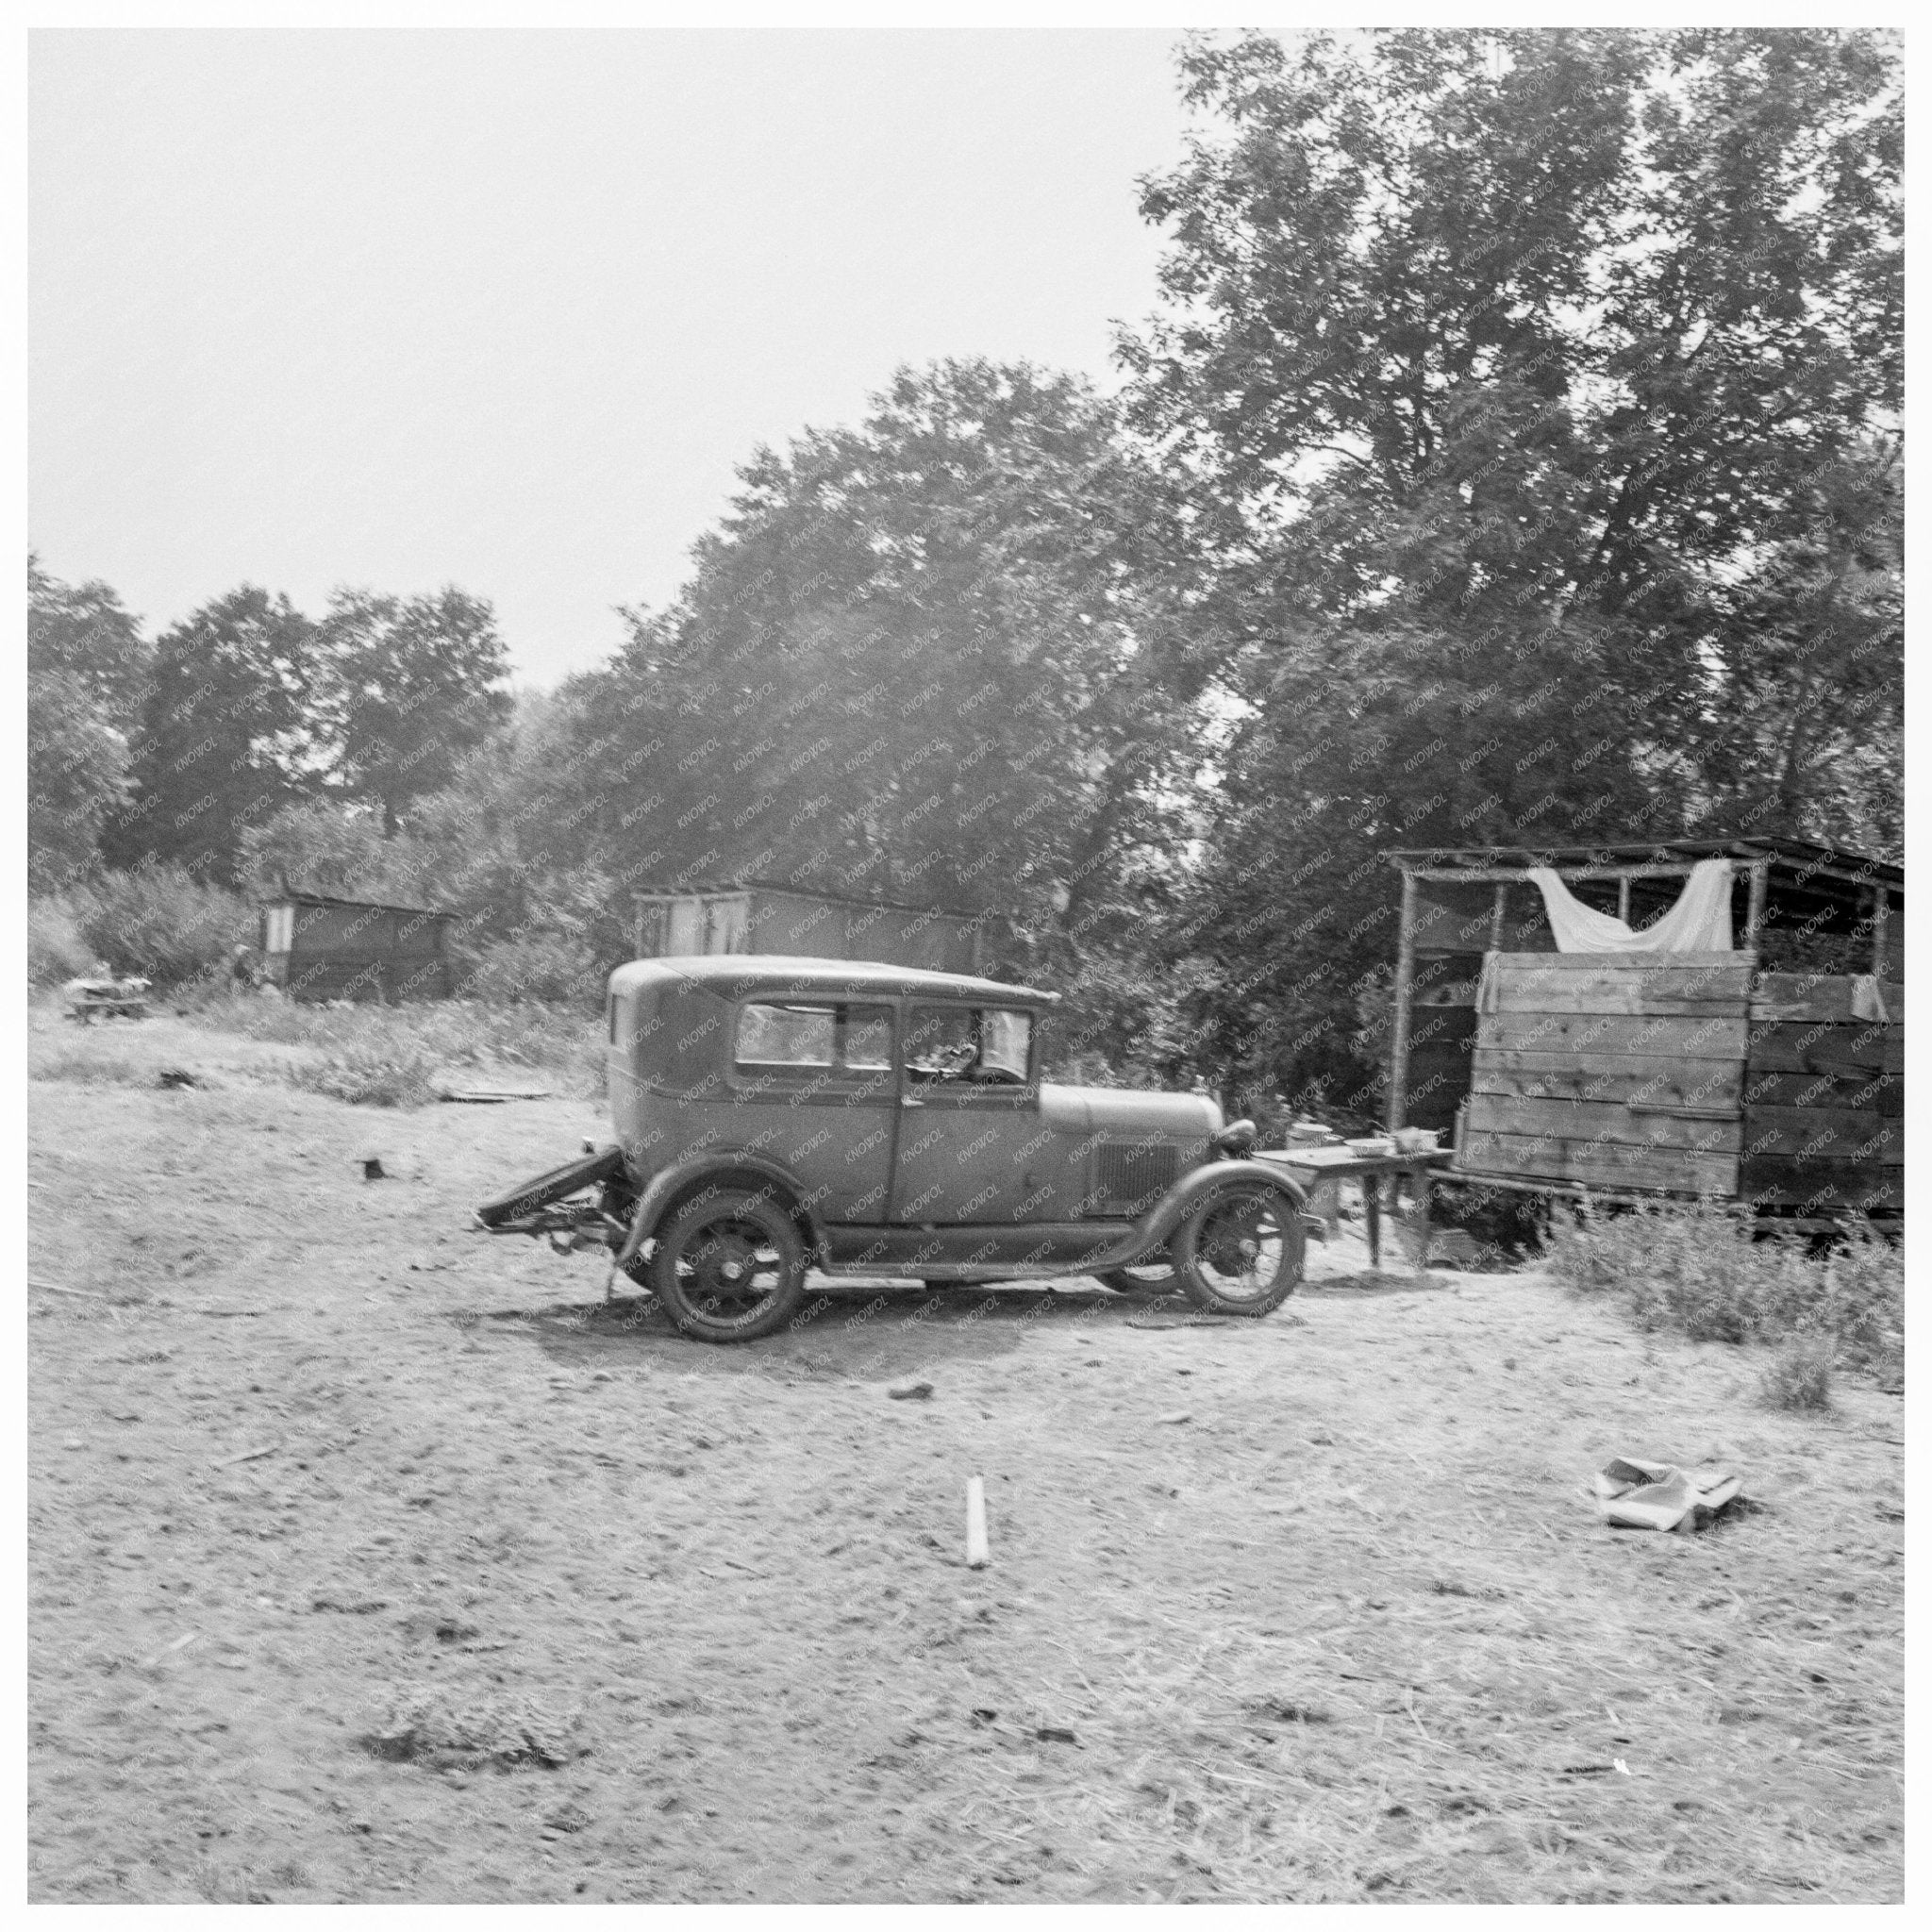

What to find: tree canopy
left=1118, top=25, right=1902, bottom=1108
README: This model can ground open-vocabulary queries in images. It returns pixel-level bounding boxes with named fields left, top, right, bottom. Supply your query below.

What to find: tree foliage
left=106, top=586, right=322, bottom=882
left=319, top=587, right=513, bottom=835
left=27, top=556, right=150, bottom=890
left=548, top=360, right=1208, bottom=997
left=1120, top=26, right=1902, bottom=1108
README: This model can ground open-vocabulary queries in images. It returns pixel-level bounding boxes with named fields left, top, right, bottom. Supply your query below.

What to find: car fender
left=614, top=1150, right=828, bottom=1274
left=1134, top=1158, right=1309, bottom=1253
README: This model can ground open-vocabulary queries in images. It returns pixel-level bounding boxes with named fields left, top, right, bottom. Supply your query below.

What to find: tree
left=27, top=556, right=149, bottom=889
left=319, top=587, right=512, bottom=836
left=235, top=798, right=425, bottom=903
left=549, top=359, right=1210, bottom=1007
left=28, top=553, right=150, bottom=730
left=1120, top=26, right=1903, bottom=1108
left=108, top=586, right=322, bottom=882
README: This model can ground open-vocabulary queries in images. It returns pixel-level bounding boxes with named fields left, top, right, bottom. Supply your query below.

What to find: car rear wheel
left=1172, top=1185, right=1304, bottom=1317
left=650, top=1189, right=808, bottom=1343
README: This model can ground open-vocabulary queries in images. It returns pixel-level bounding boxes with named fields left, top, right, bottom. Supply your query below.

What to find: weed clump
left=361, top=1689, right=584, bottom=1770
left=1545, top=1199, right=1902, bottom=1394
left=284, top=1042, right=441, bottom=1108
left=1761, top=1333, right=1836, bottom=1411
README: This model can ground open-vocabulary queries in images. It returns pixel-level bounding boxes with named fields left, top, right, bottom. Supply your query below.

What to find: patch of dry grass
left=30, top=1046, right=158, bottom=1090
left=1544, top=1200, right=1903, bottom=1395
left=173, top=991, right=606, bottom=1108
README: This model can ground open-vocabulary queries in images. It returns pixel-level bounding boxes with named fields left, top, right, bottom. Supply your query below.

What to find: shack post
left=1386, top=869, right=1418, bottom=1133
left=1744, top=861, right=1770, bottom=952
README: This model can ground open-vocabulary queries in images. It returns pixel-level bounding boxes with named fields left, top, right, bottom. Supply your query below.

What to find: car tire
left=475, top=1145, right=625, bottom=1228
left=1172, top=1184, right=1305, bottom=1318
left=650, top=1188, right=808, bottom=1344
left=1097, top=1256, right=1177, bottom=1296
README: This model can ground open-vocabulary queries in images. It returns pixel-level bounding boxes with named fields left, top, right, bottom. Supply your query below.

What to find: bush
left=1546, top=1198, right=1905, bottom=1391
left=1761, top=1334, right=1835, bottom=1411
left=284, top=1041, right=441, bottom=1108
left=32, top=866, right=254, bottom=986
left=454, top=933, right=604, bottom=1008
left=26, top=898, right=95, bottom=985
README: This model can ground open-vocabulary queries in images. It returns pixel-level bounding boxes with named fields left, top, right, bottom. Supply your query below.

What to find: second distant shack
left=259, top=891, right=456, bottom=1003
left=631, top=882, right=993, bottom=975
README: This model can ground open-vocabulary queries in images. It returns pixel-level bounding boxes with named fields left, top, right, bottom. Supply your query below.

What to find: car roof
left=609, top=955, right=1059, bottom=1005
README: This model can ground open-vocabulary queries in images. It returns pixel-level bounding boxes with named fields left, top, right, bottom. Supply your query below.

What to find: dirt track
left=29, top=1020, right=1905, bottom=1902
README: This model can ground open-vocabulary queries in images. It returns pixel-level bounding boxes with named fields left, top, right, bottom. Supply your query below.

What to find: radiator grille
left=1094, top=1141, right=1179, bottom=1215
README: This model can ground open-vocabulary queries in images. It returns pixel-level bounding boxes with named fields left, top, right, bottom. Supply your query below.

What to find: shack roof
left=630, top=879, right=989, bottom=921
left=1384, top=837, right=1901, bottom=908
left=263, top=891, right=454, bottom=920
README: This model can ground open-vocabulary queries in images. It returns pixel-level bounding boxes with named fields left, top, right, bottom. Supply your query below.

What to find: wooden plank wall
left=1462, top=952, right=1749, bottom=1197
left=1402, top=880, right=1557, bottom=1133
left=276, top=904, right=453, bottom=1002
left=1741, top=974, right=1905, bottom=1213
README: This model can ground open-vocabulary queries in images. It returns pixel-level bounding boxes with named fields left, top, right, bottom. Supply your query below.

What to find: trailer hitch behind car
left=482, top=1197, right=627, bottom=1257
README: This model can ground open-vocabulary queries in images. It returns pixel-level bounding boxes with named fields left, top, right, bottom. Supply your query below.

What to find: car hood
left=1040, top=1083, right=1223, bottom=1140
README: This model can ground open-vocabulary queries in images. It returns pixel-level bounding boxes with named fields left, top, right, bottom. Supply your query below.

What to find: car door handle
left=901, top=1096, right=924, bottom=1108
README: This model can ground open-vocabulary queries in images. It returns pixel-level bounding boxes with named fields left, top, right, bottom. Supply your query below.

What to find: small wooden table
left=1257, top=1147, right=1454, bottom=1270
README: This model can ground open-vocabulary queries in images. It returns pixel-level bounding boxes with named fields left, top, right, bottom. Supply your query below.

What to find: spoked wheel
left=1173, top=1185, right=1305, bottom=1317
left=1097, top=1255, right=1177, bottom=1296
left=649, top=1189, right=807, bottom=1343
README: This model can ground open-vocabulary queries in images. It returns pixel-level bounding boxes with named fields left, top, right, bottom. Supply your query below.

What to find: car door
left=724, top=995, right=898, bottom=1222
left=891, top=1002, right=1048, bottom=1224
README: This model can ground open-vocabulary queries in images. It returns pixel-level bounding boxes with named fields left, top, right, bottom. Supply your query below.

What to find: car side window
left=734, top=1001, right=894, bottom=1076
left=906, top=1005, right=1033, bottom=1085
left=842, top=1006, right=894, bottom=1071
left=737, top=1002, right=835, bottom=1067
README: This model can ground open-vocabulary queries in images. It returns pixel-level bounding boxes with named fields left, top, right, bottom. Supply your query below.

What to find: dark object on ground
left=362, top=1158, right=388, bottom=1181
left=157, top=1069, right=197, bottom=1090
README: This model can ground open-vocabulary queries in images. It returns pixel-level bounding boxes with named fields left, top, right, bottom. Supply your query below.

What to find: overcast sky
left=30, top=29, right=1192, bottom=686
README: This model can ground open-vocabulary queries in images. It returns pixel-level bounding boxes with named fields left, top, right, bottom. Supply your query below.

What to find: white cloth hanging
left=1526, top=858, right=1734, bottom=954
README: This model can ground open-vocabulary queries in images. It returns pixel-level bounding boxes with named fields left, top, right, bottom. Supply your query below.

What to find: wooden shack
left=259, top=891, right=456, bottom=1003
left=1383, top=840, right=1903, bottom=1226
left=630, top=882, right=994, bottom=975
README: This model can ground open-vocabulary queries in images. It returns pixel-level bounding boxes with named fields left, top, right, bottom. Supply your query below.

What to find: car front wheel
left=650, top=1189, right=808, bottom=1343
left=1172, top=1186, right=1304, bottom=1317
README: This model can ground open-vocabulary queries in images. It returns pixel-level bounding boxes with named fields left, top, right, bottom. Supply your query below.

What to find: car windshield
left=906, top=1005, right=1032, bottom=1083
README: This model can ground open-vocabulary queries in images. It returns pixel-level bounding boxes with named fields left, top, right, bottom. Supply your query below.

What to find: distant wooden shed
left=1383, top=840, right=1903, bottom=1225
left=631, top=882, right=994, bottom=975
left=259, top=892, right=456, bottom=1003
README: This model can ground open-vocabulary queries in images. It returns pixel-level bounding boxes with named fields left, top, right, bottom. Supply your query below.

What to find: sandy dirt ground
left=28, top=1014, right=1904, bottom=1902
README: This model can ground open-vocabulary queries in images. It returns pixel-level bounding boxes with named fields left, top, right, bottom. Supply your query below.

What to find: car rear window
left=735, top=1001, right=894, bottom=1074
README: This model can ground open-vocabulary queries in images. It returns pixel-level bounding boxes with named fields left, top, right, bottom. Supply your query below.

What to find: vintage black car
left=478, top=957, right=1308, bottom=1342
